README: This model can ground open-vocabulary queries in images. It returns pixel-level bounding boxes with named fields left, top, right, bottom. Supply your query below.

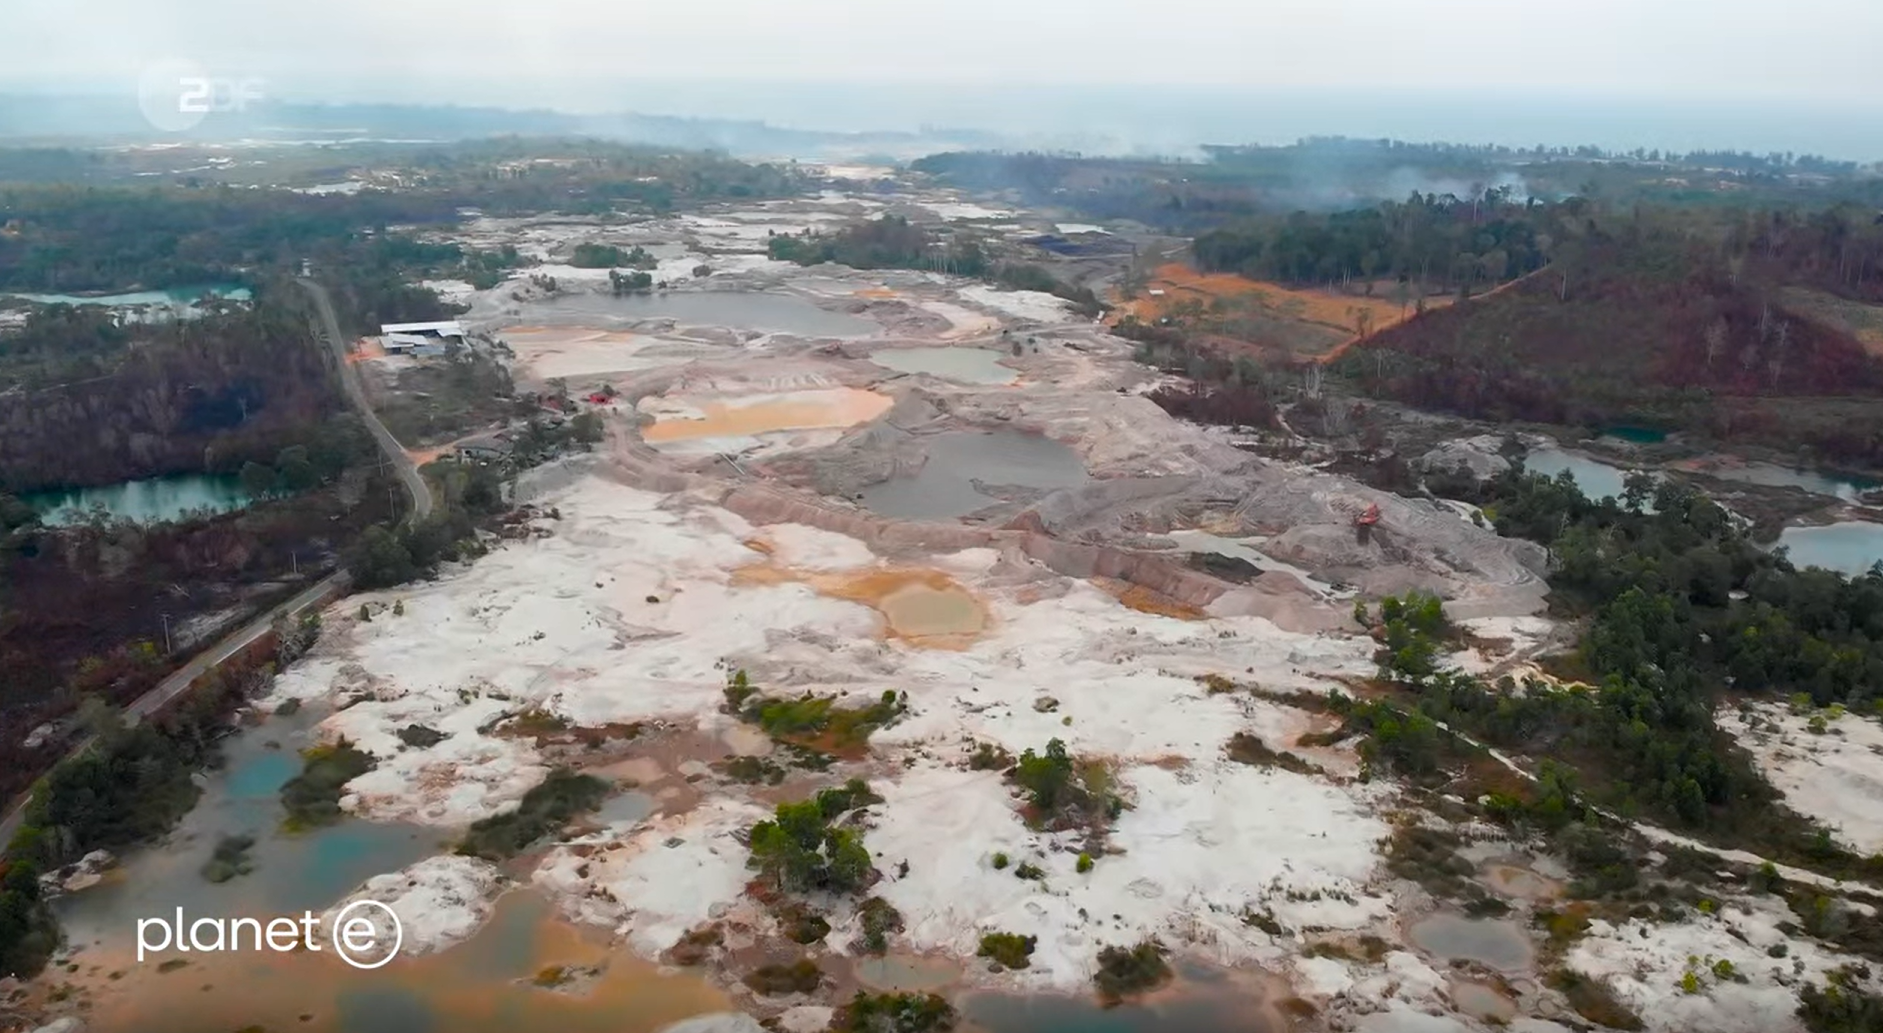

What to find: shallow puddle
left=878, top=582, right=986, bottom=636
left=857, top=429, right=1089, bottom=520
left=852, top=953, right=962, bottom=992
left=72, top=892, right=732, bottom=1033
left=870, top=346, right=1018, bottom=385
left=640, top=388, right=892, bottom=443
left=1483, top=863, right=1562, bottom=901
left=1451, top=979, right=1517, bottom=1021
left=532, top=290, right=877, bottom=338
left=958, top=963, right=1283, bottom=1033
left=1523, top=448, right=1632, bottom=502
left=735, top=566, right=989, bottom=646
left=1408, top=914, right=1534, bottom=972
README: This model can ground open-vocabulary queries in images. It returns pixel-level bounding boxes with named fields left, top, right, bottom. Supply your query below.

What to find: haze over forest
left=5, top=0, right=1883, bottom=158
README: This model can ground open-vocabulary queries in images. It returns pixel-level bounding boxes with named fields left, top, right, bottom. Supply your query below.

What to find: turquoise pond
left=52, top=706, right=442, bottom=947
left=4, top=284, right=252, bottom=321
left=1521, top=448, right=1635, bottom=502
left=1777, top=523, right=1883, bottom=577
left=23, top=473, right=253, bottom=526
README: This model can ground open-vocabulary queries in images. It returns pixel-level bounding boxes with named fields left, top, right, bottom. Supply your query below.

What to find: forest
left=913, top=138, right=1883, bottom=235
left=1335, top=205, right=1883, bottom=467
left=1372, top=463, right=1883, bottom=880
left=0, top=292, right=348, bottom=490
left=1191, top=189, right=1550, bottom=291
left=766, top=215, right=1102, bottom=315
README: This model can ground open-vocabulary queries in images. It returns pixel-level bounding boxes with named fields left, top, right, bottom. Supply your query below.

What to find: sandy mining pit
left=51, top=184, right=1789, bottom=1033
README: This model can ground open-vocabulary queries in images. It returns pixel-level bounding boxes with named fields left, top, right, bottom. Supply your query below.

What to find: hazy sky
left=11, top=0, right=1882, bottom=109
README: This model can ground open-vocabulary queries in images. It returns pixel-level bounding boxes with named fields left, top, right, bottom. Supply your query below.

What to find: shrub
left=280, top=740, right=375, bottom=830
left=775, top=902, right=831, bottom=945
left=830, top=991, right=957, bottom=1033
left=991, top=852, right=1010, bottom=870
left=977, top=931, right=1037, bottom=969
left=747, top=785, right=880, bottom=895
left=1548, top=969, right=1644, bottom=1031
left=1225, top=732, right=1324, bottom=776
left=1014, top=862, right=1045, bottom=881
left=743, top=958, right=822, bottom=996
left=199, top=834, right=256, bottom=883
left=396, top=725, right=447, bottom=749
left=968, top=742, right=1014, bottom=771
left=1094, top=940, right=1172, bottom=1004
left=456, top=770, right=609, bottom=859
left=858, top=897, right=903, bottom=954
left=719, top=755, right=787, bottom=785
left=1077, top=852, right=1094, bottom=873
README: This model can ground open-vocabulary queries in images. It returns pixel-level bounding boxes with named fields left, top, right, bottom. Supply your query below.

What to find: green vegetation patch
left=742, top=958, right=822, bottom=996
left=456, top=769, right=609, bottom=860
left=1547, top=969, right=1644, bottom=1031
left=1008, top=738, right=1126, bottom=832
left=976, top=931, right=1037, bottom=969
left=745, top=780, right=882, bottom=896
left=857, top=897, right=903, bottom=955
left=200, top=834, right=257, bottom=884
left=724, top=671, right=908, bottom=756
left=280, top=740, right=375, bottom=831
left=830, top=991, right=957, bottom=1033
left=1093, top=940, right=1173, bottom=1005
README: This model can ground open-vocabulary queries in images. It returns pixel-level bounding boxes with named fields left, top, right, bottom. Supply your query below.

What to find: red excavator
left=1354, top=502, right=1381, bottom=544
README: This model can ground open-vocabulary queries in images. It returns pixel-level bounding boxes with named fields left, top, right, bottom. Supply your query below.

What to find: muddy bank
left=714, top=482, right=1346, bottom=633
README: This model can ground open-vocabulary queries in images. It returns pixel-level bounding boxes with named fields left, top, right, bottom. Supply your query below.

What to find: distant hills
left=0, top=93, right=1006, bottom=160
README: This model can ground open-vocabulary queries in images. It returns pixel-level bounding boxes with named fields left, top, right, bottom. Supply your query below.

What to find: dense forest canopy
left=0, top=140, right=810, bottom=293
left=913, top=137, right=1883, bottom=234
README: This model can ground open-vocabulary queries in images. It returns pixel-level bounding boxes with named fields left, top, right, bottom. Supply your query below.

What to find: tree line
left=765, top=216, right=1102, bottom=316
left=1388, top=461, right=1883, bottom=874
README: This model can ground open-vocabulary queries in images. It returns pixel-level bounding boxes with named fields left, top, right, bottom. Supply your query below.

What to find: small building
left=379, top=320, right=465, bottom=356
left=455, top=433, right=513, bottom=465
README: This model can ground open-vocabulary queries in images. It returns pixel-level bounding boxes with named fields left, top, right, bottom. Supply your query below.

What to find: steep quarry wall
left=713, top=482, right=1345, bottom=633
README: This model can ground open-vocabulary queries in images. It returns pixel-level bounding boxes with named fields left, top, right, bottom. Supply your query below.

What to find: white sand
left=958, top=284, right=1076, bottom=324
left=268, top=469, right=1393, bottom=990
left=1567, top=895, right=1881, bottom=1033
left=1720, top=702, right=1883, bottom=853
left=320, top=855, right=507, bottom=958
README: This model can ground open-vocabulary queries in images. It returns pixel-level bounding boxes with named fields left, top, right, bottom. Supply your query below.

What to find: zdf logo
left=138, top=59, right=265, bottom=133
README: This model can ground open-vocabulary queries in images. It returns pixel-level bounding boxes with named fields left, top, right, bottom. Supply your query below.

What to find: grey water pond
left=870, top=346, right=1018, bottom=384
left=858, top=429, right=1090, bottom=520
left=532, top=290, right=876, bottom=338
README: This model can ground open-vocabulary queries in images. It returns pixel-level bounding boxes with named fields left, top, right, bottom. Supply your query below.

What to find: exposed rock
left=1418, top=435, right=1513, bottom=482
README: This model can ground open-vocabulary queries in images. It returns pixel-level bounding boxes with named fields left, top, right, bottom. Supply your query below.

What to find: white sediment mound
left=1719, top=701, right=1883, bottom=853
left=270, top=478, right=877, bottom=825
left=320, top=855, right=507, bottom=959
left=865, top=759, right=1388, bottom=990
left=272, top=464, right=1394, bottom=992
left=536, top=798, right=765, bottom=955
left=958, top=284, right=1076, bottom=323
left=1566, top=896, right=1881, bottom=1033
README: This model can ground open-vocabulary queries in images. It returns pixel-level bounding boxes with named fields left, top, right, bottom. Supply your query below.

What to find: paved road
left=296, top=277, right=433, bottom=523
left=0, top=279, right=430, bottom=847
